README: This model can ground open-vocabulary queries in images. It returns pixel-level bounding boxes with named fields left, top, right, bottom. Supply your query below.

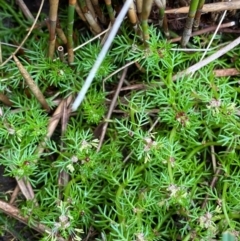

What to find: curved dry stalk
left=13, top=55, right=50, bottom=112
left=165, top=1, right=240, bottom=14
left=0, top=0, right=45, bottom=67
left=48, top=0, right=60, bottom=58
left=181, top=0, right=199, bottom=47
left=0, top=200, right=66, bottom=241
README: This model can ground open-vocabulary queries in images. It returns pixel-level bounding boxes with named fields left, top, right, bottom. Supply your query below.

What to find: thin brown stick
left=13, top=55, right=50, bottom=112
left=213, top=68, right=240, bottom=77
left=107, top=83, right=146, bottom=94
left=97, top=67, right=129, bottom=152
left=58, top=97, right=72, bottom=189
left=165, top=1, right=240, bottom=14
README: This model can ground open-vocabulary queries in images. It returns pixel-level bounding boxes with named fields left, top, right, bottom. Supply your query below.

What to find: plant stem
left=141, top=0, right=153, bottom=45
left=67, top=0, right=76, bottom=64
left=48, top=0, right=59, bottom=59
left=181, top=0, right=199, bottom=47
left=104, top=0, right=115, bottom=23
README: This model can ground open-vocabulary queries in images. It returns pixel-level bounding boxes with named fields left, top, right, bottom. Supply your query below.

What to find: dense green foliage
left=1, top=1, right=240, bottom=241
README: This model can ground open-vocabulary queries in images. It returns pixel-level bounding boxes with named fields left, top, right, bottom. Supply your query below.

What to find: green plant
left=1, top=2, right=240, bottom=240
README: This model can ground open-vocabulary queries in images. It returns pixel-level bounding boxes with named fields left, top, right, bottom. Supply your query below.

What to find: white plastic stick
left=72, top=0, right=133, bottom=111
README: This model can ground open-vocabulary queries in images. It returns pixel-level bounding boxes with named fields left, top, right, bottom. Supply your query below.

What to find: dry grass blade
left=165, top=1, right=240, bottom=14
left=13, top=55, right=50, bottom=112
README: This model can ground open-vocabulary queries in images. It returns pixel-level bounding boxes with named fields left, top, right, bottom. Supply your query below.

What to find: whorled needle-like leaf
left=13, top=55, right=50, bottom=112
